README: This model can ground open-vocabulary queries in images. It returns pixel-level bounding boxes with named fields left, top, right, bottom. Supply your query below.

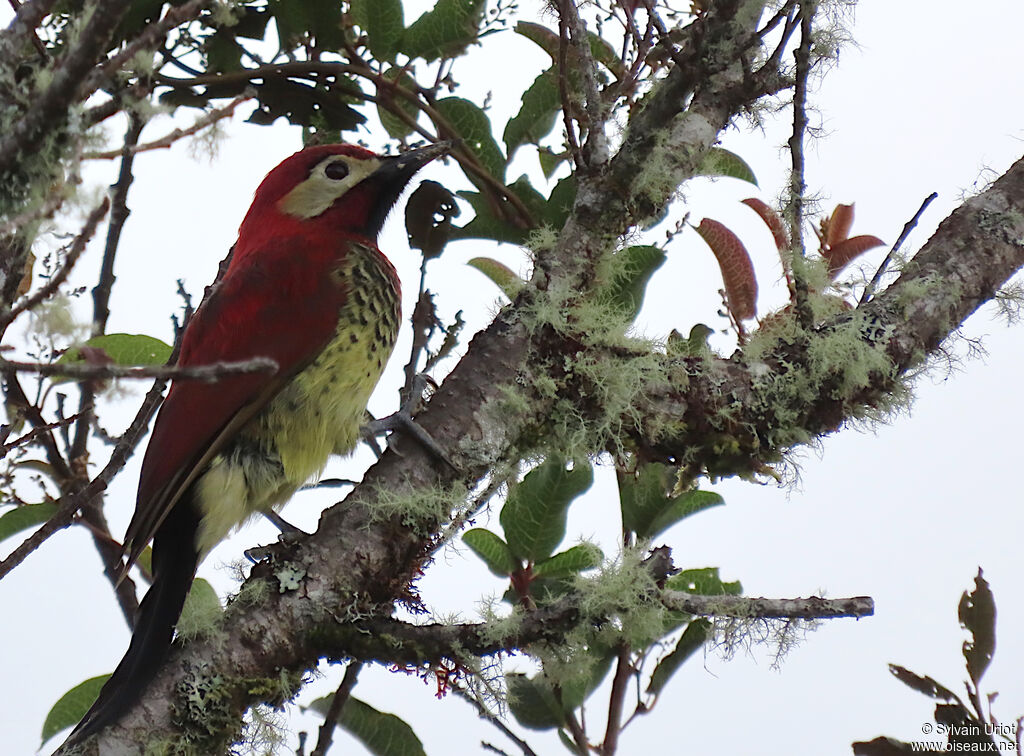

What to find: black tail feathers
left=67, top=503, right=200, bottom=744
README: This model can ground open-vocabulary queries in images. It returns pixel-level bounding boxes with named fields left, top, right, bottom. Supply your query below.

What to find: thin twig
left=83, top=93, right=252, bottom=160
left=73, top=116, right=144, bottom=465
left=556, top=10, right=583, bottom=169
left=860, top=192, right=938, bottom=305
left=79, top=0, right=212, bottom=97
left=2, top=371, right=72, bottom=480
left=0, top=372, right=168, bottom=581
left=558, top=0, right=609, bottom=167
left=0, top=197, right=109, bottom=332
left=600, top=644, right=632, bottom=755
left=786, top=1, right=815, bottom=329
left=310, top=662, right=363, bottom=756
left=452, top=685, right=540, bottom=756
left=661, top=591, right=874, bottom=619
left=0, top=411, right=81, bottom=456
left=0, top=355, right=278, bottom=381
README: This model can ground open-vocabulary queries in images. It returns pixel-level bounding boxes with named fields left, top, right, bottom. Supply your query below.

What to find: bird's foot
left=244, top=511, right=309, bottom=563
left=362, top=374, right=459, bottom=472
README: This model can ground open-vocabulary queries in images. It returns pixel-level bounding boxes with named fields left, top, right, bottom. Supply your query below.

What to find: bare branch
left=0, top=356, right=278, bottom=382
left=0, top=410, right=81, bottom=456
left=860, top=192, right=939, bottom=304
left=79, top=0, right=212, bottom=97
left=661, top=591, right=874, bottom=620
left=0, top=371, right=167, bottom=581
left=310, top=662, right=362, bottom=756
left=787, top=1, right=815, bottom=328
left=83, top=94, right=252, bottom=161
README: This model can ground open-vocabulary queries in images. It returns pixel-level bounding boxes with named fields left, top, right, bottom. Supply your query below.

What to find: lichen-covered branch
left=60, top=4, right=1024, bottom=751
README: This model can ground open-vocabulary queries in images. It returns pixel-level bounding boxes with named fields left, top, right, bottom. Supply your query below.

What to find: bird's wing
left=121, top=239, right=351, bottom=572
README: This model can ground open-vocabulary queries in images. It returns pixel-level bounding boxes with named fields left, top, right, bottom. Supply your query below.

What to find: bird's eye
left=325, top=161, right=349, bottom=180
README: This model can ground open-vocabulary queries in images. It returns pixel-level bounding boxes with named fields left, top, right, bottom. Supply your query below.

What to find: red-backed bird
left=69, top=141, right=450, bottom=742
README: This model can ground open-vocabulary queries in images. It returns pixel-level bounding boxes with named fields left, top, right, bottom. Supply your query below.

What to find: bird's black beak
left=363, top=141, right=454, bottom=237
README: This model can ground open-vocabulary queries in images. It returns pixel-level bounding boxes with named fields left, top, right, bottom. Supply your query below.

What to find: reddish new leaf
left=696, top=218, right=757, bottom=321
left=826, top=203, right=855, bottom=248
left=741, top=198, right=788, bottom=251
left=823, top=235, right=885, bottom=278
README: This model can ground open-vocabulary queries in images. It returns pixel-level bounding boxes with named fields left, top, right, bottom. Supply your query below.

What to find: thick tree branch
left=66, top=6, right=1024, bottom=751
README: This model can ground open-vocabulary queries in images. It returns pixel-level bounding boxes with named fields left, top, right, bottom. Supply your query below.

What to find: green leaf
left=696, top=147, right=758, bottom=186
left=466, top=257, right=523, bottom=299
left=0, top=502, right=56, bottom=544
left=41, top=675, right=109, bottom=744
left=60, top=333, right=172, bottom=367
left=503, top=68, right=561, bottom=157
left=177, top=578, right=222, bottom=640
left=248, top=77, right=366, bottom=133
left=665, top=567, right=742, bottom=597
left=602, top=245, right=667, bottom=323
left=643, top=490, right=724, bottom=539
left=351, top=0, right=404, bottom=61
left=435, top=97, right=505, bottom=180
left=269, top=0, right=344, bottom=49
left=543, top=174, right=576, bottom=228
left=620, top=464, right=724, bottom=538
left=376, top=67, right=420, bottom=139
left=532, top=543, right=603, bottom=579
left=203, top=33, right=244, bottom=73
left=506, top=673, right=565, bottom=731
left=500, top=456, right=593, bottom=563
left=647, top=618, right=711, bottom=695
left=399, top=0, right=486, bottom=62
left=308, top=695, right=427, bottom=756
left=538, top=147, right=569, bottom=179
left=463, top=528, right=520, bottom=577
left=959, top=569, right=996, bottom=688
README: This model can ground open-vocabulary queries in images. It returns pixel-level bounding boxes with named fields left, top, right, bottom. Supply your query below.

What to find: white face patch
left=278, top=153, right=382, bottom=219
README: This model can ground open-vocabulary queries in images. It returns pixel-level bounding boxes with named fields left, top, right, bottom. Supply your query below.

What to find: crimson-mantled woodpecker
left=69, top=141, right=449, bottom=742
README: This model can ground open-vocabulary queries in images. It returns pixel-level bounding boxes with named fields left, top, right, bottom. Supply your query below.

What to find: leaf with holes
left=435, top=97, right=505, bottom=180
left=665, top=567, right=742, bottom=597
left=887, top=664, right=958, bottom=701
left=695, top=218, right=758, bottom=321
left=823, top=235, right=885, bottom=278
left=405, top=180, right=459, bottom=259
left=959, top=570, right=996, bottom=689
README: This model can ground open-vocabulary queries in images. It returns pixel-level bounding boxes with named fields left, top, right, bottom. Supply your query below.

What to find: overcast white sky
left=3, top=1, right=1024, bottom=754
